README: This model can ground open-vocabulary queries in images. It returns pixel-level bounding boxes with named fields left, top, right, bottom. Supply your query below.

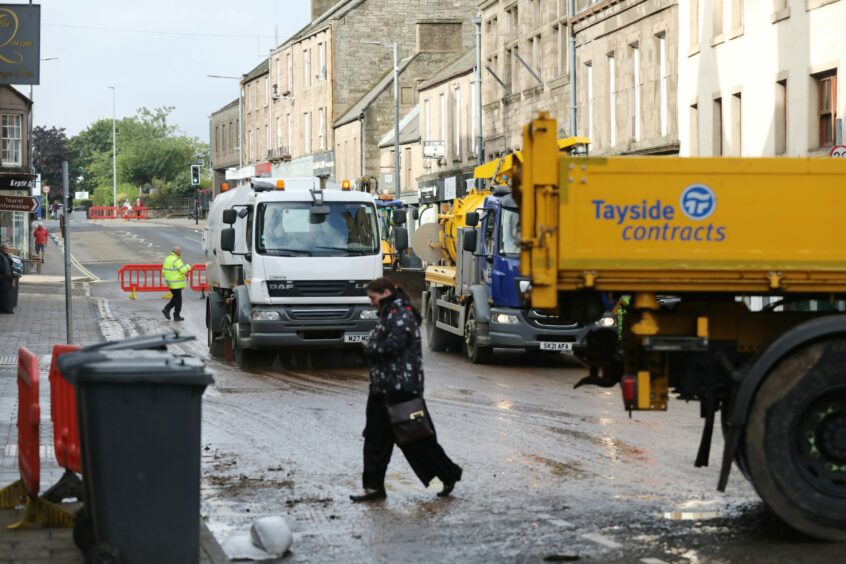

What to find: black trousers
left=0, top=278, right=13, bottom=313
left=362, top=392, right=463, bottom=491
left=164, top=288, right=183, bottom=316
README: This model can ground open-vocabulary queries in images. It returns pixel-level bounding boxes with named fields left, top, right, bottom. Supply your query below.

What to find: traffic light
left=190, top=164, right=200, bottom=186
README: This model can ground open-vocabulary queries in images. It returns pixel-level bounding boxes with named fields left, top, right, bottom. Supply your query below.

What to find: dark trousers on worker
left=164, top=288, right=183, bottom=317
left=362, top=392, right=463, bottom=491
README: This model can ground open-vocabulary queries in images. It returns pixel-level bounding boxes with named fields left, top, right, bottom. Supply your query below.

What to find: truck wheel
left=233, top=332, right=257, bottom=370
left=464, top=303, right=492, bottom=364
left=207, top=303, right=224, bottom=358
left=426, top=295, right=450, bottom=352
left=744, top=339, right=846, bottom=541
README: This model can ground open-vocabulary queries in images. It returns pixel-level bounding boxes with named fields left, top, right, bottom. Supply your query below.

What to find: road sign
left=0, top=195, right=38, bottom=212
left=423, top=140, right=445, bottom=159
left=829, top=145, right=846, bottom=157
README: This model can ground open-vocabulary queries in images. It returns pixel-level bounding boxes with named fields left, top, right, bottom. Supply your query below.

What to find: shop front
left=0, top=174, right=37, bottom=262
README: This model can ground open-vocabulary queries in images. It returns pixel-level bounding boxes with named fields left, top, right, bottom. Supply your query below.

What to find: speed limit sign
left=829, top=144, right=846, bottom=157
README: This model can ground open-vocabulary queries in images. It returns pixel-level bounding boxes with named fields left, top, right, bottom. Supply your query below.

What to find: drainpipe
left=358, top=112, right=365, bottom=181
left=568, top=0, right=577, bottom=137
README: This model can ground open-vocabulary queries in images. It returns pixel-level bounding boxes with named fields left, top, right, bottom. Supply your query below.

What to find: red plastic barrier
left=117, top=263, right=169, bottom=293
left=117, top=263, right=206, bottom=294
left=49, top=344, right=81, bottom=474
left=16, top=348, right=40, bottom=498
left=189, top=263, right=208, bottom=292
left=87, top=206, right=119, bottom=220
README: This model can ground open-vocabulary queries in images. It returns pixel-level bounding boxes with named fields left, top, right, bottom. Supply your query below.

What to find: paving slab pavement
left=0, top=236, right=228, bottom=563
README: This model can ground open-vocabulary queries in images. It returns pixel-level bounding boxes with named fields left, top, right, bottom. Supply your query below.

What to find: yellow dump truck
left=515, top=112, right=846, bottom=540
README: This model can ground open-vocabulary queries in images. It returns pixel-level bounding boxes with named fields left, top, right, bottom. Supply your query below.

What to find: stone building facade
left=379, top=105, right=422, bottom=199
left=334, top=21, right=472, bottom=194
left=416, top=50, right=479, bottom=204
left=241, top=59, right=271, bottom=169
left=574, top=0, right=679, bottom=155
left=480, top=0, right=679, bottom=157
left=480, top=0, right=574, bottom=156
left=209, top=98, right=239, bottom=195
left=679, top=0, right=845, bottom=157
left=265, top=0, right=476, bottom=182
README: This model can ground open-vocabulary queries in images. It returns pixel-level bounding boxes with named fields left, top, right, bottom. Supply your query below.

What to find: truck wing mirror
left=309, top=205, right=331, bottom=216
left=462, top=230, right=478, bottom=253
left=393, top=210, right=407, bottom=226
left=220, top=228, right=236, bottom=252
left=394, top=227, right=409, bottom=251
left=465, top=211, right=479, bottom=227
left=222, top=209, right=237, bottom=224
left=412, top=208, right=419, bottom=220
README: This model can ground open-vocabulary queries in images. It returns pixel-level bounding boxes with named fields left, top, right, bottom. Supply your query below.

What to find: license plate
left=344, top=333, right=370, bottom=343
left=539, top=342, right=573, bottom=352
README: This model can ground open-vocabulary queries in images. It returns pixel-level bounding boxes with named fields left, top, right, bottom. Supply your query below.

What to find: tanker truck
left=203, top=177, right=383, bottom=369
left=409, top=181, right=612, bottom=363
left=516, top=112, right=846, bottom=540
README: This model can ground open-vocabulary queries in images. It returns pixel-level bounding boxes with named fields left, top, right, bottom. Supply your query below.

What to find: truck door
left=492, top=205, right=521, bottom=308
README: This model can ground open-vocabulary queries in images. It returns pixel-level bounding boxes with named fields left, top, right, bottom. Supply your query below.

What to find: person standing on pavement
left=350, top=277, right=463, bottom=502
left=161, top=246, right=191, bottom=321
left=33, top=223, right=48, bottom=259
left=0, top=243, right=16, bottom=314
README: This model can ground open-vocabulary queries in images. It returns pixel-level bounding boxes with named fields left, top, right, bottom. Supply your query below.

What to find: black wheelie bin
left=58, top=342, right=213, bottom=564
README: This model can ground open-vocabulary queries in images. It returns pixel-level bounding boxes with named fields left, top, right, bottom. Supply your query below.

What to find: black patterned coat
left=365, top=292, right=424, bottom=395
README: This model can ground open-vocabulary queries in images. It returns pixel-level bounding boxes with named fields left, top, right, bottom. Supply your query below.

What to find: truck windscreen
left=256, top=202, right=379, bottom=256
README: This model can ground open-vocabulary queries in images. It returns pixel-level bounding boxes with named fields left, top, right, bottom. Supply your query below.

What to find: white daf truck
left=203, top=177, right=385, bottom=368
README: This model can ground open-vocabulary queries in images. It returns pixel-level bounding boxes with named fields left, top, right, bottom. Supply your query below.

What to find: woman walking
left=351, top=277, right=463, bottom=502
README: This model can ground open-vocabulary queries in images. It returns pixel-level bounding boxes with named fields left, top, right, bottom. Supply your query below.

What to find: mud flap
left=695, top=398, right=718, bottom=468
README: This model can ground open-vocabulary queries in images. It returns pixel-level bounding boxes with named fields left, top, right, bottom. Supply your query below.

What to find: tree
left=33, top=126, right=76, bottom=202
left=68, top=106, right=209, bottom=207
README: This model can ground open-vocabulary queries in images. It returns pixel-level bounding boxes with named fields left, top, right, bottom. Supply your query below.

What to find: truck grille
left=526, top=310, right=580, bottom=328
left=266, top=280, right=369, bottom=298
left=288, top=308, right=351, bottom=320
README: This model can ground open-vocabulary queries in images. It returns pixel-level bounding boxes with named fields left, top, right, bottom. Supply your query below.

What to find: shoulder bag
left=387, top=397, right=434, bottom=446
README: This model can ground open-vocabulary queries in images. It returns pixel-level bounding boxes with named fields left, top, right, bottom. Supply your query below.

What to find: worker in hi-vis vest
left=162, top=246, right=191, bottom=321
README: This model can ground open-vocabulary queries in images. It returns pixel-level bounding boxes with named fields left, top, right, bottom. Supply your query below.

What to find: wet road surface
left=67, top=218, right=845, bottom=562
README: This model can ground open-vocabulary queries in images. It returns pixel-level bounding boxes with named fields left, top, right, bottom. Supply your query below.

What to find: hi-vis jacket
left=162, top=253, right=191, bottom=289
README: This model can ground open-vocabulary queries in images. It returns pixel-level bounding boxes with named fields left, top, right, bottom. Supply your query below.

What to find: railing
left=117, top=263, right=208, bottom=297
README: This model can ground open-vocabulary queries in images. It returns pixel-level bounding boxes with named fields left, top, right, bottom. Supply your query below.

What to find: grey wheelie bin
left=58, top=346, right=213, bottom=564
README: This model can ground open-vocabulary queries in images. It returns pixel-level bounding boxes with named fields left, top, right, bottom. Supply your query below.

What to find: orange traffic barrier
left=189, top=264, right=208, bottom=294
left=87, top=206, right=119, bottom=220
left=118, top=263, right=207, bottom=299
left=119, top=205, right=149, bottom=220
left=40, top=345, right=85, bottom=506
left=49, top=345, right=82, bottom=473
left=16, top=347, right=40, bottom=500
left=0, top=349, right=74, bottom=528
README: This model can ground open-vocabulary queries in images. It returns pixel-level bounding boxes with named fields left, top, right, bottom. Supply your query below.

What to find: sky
left=30, top=0, right=311, bottom=141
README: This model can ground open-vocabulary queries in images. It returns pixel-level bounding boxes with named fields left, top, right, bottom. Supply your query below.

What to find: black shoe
left=437, top=481, right=456, bottom=497
left=349, top=489, right=386, bottom=502
left=162, top=308, right=171, bottom=320
left=173, top=315, right=185, bottom=322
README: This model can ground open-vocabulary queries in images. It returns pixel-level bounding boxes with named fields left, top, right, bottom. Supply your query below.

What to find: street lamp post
left=362, top=41, right=401, bottom=195
left=108, top=86, right=117, bottom=208
left=472, top=16, right=483, bottom=169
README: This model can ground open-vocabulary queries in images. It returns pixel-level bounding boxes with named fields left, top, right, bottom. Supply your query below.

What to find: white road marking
left=185, top=236, right=201, bottom=243
left=581, top=533, right=622, bottom=549
left=640, top=559, right=671, bottom=564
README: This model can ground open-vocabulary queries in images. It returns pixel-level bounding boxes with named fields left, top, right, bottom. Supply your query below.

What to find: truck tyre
left=232, top=323, right=258, bottom=371
left=426, top=294, right=450, bottom=352
left=744, top=339, right=846, bottom=541
left=464, top=302, right=493, bottom=364
left=207, top=299, right=224, bottom=358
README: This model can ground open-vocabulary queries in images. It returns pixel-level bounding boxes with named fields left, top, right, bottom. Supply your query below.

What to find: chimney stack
left=312, top=0, right=335, bottom=21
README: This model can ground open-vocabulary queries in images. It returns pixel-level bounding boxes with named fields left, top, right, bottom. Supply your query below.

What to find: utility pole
left=109, top=86, right=117, bottom=208
left=473, top=15, right=483, bottom=169
left=392, top=42, right=400, bottom=195
left=568, top=0, right=577, bottom=137
left=62, top=161, right=73, bottom=344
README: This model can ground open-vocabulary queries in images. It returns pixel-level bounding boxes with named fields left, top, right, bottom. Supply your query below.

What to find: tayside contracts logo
left=592, top=184, right=726, bottom=242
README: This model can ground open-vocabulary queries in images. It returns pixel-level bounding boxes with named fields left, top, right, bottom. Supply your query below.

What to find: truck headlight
left=493, top=313, right=519, bottom=324
left=251, top=310, right=281, bottom=321
left=595, top=316, right=616, bottom=327
left=360, top=309, right=379, bottom=320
